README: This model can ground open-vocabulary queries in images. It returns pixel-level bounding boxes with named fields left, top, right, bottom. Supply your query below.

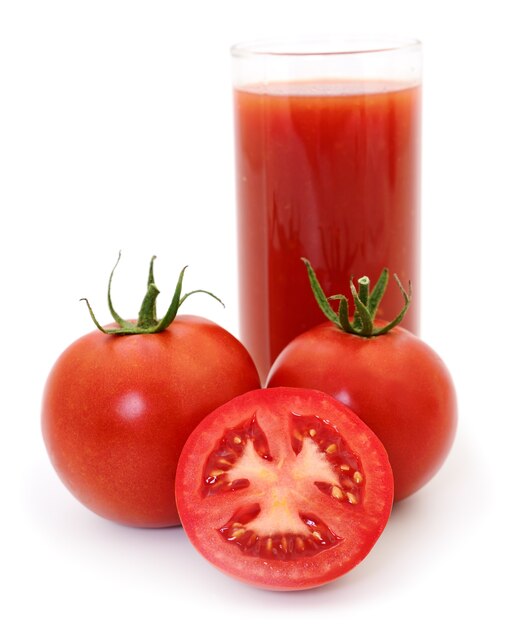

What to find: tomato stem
left=81, top=252, right=224, bottom=335
left=137, top=256, right=160, bottom=328
left=302, top=258, right=411, bottom=337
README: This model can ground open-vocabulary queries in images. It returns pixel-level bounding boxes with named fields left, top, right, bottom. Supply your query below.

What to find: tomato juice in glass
left=232, top=40, right=422, bottom=381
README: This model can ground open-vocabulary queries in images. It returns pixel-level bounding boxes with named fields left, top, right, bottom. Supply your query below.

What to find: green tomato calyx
left=81, top=252, right=224, bottom=335
left=302, top=257, right=411, bottom=337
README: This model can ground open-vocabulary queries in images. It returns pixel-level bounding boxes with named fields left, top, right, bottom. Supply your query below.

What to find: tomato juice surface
left=234, top=80, right=421, bottom=380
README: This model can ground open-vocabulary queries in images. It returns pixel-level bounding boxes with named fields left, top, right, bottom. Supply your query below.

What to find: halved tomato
left=175, top=387, right=394, bottom=590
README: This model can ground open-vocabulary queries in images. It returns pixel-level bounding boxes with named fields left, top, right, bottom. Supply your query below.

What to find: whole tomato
left=41, top=255, right=260, bottom=527
left=266, top=259, right=457, bottom=502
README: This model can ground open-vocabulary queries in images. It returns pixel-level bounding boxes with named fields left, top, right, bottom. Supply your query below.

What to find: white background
left=1, top=1, right=505, bottom=624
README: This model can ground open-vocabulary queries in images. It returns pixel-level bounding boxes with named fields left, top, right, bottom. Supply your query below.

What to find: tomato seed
left=346, top=492, right=358, bottom=505
left=331, top=485, right=344, bottom=499
left=218, top=458, right=233, bottom=466
left=281, top=536, right=288, bottom=553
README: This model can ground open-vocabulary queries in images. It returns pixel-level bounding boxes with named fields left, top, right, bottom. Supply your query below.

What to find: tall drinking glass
left=232, top=38, right=422, bottom=381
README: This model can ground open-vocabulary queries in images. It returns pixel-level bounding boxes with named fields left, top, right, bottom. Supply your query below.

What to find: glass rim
left=231, top=36, right=421, bottom=58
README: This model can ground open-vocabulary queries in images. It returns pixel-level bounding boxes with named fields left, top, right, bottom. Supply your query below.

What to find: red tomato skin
left=175, top=387, right=394, bottom=591
left=266, top=323, right=457, bottom=501
left=41, top=315, right=261, bottom=527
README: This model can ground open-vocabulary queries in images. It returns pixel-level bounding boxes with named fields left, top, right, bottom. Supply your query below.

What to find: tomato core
left=199, top=411, right=366, bottom=562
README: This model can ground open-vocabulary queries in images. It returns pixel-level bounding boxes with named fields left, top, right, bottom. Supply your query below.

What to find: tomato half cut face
left=175, top=387, right=394, bottom=590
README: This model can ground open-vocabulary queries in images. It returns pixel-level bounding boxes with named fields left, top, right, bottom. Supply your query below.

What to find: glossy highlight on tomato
left=175, top=387, right=394, bottom=590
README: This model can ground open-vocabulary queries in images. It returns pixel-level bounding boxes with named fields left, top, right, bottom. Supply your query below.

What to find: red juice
left=234, top=80, right=421, bottom=381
